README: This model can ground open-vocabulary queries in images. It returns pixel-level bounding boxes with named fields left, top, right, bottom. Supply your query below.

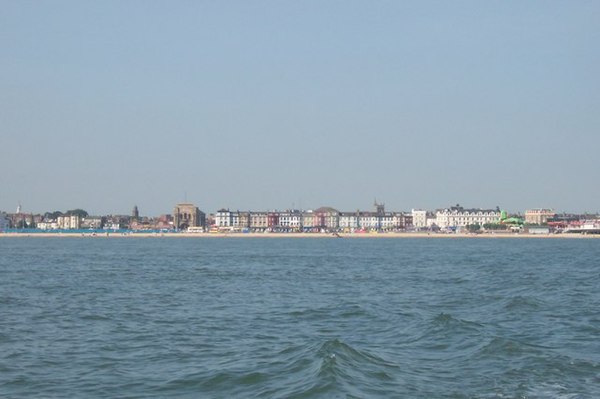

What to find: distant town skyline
left=0, top=200, right=592, bottom=218
left=3, top=201, right=596, bottom=235
left=2, top=2, right=598, bottom=215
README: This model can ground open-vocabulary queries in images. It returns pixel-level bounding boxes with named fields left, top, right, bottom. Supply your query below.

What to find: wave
left=316, top=338, right=399, bottom=375
left=262, top=339, right=391, bottom=397
left=151, top=338, right=399, bottom=398
left=476, top=336, right=536, bottom=357
left=157, top=370, right=270, bottom=395
left=79, top=314, right=111, bottom=321
left=0, top=295, right=20, bottom=305
left=431, top=312, right=483, bottom=328
left=421, top=312, right=484, bottom=344
left=503, top=295, right=543, bottom=311
left=287, top=303, right=373, bottom=321
left=278, top=339, right=399, bottom=398
left=469, top=340, right=600, bottom=398
left=392, top=312, right=488, bottom=361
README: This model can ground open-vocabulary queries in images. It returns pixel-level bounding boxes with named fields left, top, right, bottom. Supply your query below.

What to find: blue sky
left=1, top=1, right=599, bottom=215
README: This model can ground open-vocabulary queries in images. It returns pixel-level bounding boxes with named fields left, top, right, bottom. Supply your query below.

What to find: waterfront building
left=215, top=209, right=232, bottom=228
left=525, top=209, right=555, bottom=225
left=435, top=205, right=500, bottom=229
left=103, top=215, right=130, bottom=230
left=426, top=212, right=437, bottom=228
left=121, top=206, right=417, bottom=233
left=215, top=209, right=247, bottom=230
left=341, top=203, right=397, bottom=231
left=412, top=209, right=427, bottom=228
left=154, top=214, right=173, bottom=230
left=278, top=210, right=302, bottom=231
left=267, top=212, right=280, bottom=230
left=380, top=212, right=396, bottom=230
left=129, top=218, right=149, bottom=230
left=393, top=212, right=411, bottom=230
left=301, top=211, right=315, bottom=231
left=238, top=211, right=251, bottom=229
left=81, top=216, right=103, bottom=229
left=404, top=214, right=414, bottom=229
left=173, top=203, right=205, bottom=230
left=339, top=205, right=411, bottom=231
left=358, top=212, right=378, bottom=230
left=37, top=220, right=58, bottom=230
left=105, top=222, right=121, bottom=230
left=132, top=205, right=139, bottom=221
left=339, top=212, right=359, bottom=230
left=10, top=214, right=21, bottom=228
left=250, top=212, right=268, bottom=231
left=57, top=215, right=81, bottom=229
left=374, top=202, right=406, bottom=231
left=8, top=212, right=28, bottom=228
left=0, top=212, right=10, bottom=230
left=231, top=211, right=240, bottom=229
left=314, top=207, right=339, bottom=231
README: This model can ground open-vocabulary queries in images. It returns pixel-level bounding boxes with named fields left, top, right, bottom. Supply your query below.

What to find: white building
left=358, top=213, right=379, bottom=229
left=57, top=215, right=81, bottom=229
left=81, top=217, right=103, bottom=229
left=339, top=212, right=359, bottom=230
left=426, top=213, right=437, bottom=228
left=278, top=210, right=302, bottom=230
left=37, top=221, right=59, bottom=230
left=215, top=209, right=233, bottom=229
left=435, top=206, right=500, bottom=229
left=380, top=213, right=396, bottom=230
left=412, top=209, right=427, bottom=228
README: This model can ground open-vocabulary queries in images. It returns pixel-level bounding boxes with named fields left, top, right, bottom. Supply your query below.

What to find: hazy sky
left=1, top=1, right=599, bottom=216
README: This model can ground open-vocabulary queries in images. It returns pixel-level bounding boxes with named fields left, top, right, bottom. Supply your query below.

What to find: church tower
left=374, top=200, right=385, bottom=215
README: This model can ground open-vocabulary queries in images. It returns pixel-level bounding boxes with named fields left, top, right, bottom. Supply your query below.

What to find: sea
left=1, top=237, right=598, bottom=398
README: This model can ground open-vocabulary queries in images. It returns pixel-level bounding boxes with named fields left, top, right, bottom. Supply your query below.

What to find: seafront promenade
left=3, top=203, right=598, bottom=236
left=1, top=231, right=598, bottom=239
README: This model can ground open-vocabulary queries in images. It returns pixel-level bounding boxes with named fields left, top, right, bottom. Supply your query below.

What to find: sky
left=1, top=1, right=599, bottom=216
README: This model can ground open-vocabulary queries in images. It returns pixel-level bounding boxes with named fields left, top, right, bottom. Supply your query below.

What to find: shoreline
left=1, top=232, right=598, bottom=239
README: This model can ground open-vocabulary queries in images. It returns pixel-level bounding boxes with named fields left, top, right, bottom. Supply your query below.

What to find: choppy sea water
left=1, top=237, right=599, bottom=398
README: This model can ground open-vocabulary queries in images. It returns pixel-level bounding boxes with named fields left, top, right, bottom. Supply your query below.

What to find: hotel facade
left=213, top=205, right=412, bottom=232
left=435, top=206, right=500, bottom=229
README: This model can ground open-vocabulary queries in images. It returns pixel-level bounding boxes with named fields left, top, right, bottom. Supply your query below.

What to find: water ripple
left=1, top=237, right=599, bottom=398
